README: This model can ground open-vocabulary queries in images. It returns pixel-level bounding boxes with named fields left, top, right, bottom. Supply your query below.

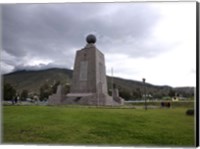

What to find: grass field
left=2, top=105, right=195, bottom=146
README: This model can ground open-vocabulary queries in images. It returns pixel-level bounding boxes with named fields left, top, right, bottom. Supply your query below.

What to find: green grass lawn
left=2, top=105, right=195, bottom=146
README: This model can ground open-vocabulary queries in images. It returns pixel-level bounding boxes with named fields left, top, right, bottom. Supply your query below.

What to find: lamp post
left=143, top=78, right=147, bottom=110
left=97, top=82, right=99, bottom=107
left=111, top=67, right=114, bottom=106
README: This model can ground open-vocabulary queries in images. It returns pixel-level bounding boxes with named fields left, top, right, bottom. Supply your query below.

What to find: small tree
left=3, top=83, right=16, bottom=101
left=63, top=83, right=70, bottom=94
left=132, top=88, right=142, bottom=100
left=119, top=90, right=132, bottom=101
left=20, top=90, right=28, bottom=101
left=39, top=83, right=52, bottom=101
left=51, top=81, right=60, bottom=93
left=168, top=89, right=175, bottom=97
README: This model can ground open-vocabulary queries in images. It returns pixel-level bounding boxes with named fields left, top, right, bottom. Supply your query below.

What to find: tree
left=51, top=81, right=60, bottom=93
left=20, top=90, right=28, bottom=101
left=119, top=90, right=132, bottom=101
left=132, top=88, right=142, bottom=99
left=154, top=93, right=162, bottom=99
left=63, top=83, right=70, bottom=94
left=3, top=83, right=16, bottom=101
left=168, top=89, right=175, bottom=97
left=39, top=83, right=52, bottom=100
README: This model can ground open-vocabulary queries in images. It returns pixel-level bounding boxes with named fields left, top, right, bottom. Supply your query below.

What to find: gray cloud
left=1, top=3, right=162, bottom=73
left=13, top=62, right=66, bottom=72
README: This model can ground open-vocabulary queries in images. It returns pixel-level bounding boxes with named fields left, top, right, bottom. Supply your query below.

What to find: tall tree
left=39, top=83, right=52, bottom=100
left=3, top=83, right=16, bottom=101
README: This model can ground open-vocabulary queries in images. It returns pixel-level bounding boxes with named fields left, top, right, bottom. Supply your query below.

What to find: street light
left=111, top=67, right=114, bottom=106
left=143, top=78, right=147, bottom=110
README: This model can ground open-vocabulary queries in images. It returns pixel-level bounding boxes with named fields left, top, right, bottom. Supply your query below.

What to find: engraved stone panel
left=99, top=62, right=104, bottom=83
left=79, top=61, right=88, bottom=81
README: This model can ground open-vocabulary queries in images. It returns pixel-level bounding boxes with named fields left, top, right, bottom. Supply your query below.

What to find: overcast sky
left=0, top=2, right=196, bottom=87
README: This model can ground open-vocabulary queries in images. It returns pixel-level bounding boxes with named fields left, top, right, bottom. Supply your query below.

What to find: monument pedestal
left=48, top=85, right=65, bottom=105
left=63, top=93, right=122, bottom=106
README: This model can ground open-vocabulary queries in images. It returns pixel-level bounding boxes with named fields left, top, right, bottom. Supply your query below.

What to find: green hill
left=3, top=68, right=72, bottom=94
left=2, top=68, right=194, bottom=100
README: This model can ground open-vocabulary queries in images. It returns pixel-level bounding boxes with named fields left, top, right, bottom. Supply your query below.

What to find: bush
left=186, top=109, right=194, bottom=116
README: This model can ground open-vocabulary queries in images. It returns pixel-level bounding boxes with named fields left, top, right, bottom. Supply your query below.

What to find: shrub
left=186, top=109, right=194, bottom=116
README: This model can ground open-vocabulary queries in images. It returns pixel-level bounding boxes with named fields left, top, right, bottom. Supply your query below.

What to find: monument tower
left=70, top=34, right=107, bottom=95
left=49, top=34, right=123, bottom=105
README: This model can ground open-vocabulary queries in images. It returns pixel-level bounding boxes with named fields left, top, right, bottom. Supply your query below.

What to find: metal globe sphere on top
left=86, top=34, right=96, bottom=44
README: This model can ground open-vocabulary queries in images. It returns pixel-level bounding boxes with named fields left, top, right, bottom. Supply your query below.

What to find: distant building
left=172, top=97, right=179, bottom=102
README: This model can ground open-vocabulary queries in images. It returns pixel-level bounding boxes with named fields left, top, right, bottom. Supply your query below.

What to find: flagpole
left=111, top=67, right=114, bottom=106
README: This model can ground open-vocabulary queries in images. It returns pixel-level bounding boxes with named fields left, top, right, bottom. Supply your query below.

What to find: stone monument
left=48, top=85, right=65, bottom=105
left=48, top=34, right=124, bottom=105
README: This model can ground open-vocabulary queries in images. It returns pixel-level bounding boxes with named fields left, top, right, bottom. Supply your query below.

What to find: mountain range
left=3, top=68, right=195, bottom=99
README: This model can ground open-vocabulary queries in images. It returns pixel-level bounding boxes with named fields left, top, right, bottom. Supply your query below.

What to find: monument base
left=47, top=85, right=124, bottom=106
left=48, top=94, right=65, bottom=105
left=48, top=92, right=124, bottom=106
left=63, top=93, right=123, bottom=106
left=48, top=85, right=65, bottom=105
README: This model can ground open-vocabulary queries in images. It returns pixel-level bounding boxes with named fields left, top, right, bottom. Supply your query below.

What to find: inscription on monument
left=99, top=62, right=104, bottom=83
left=80, top=61, right=88, bottom=81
